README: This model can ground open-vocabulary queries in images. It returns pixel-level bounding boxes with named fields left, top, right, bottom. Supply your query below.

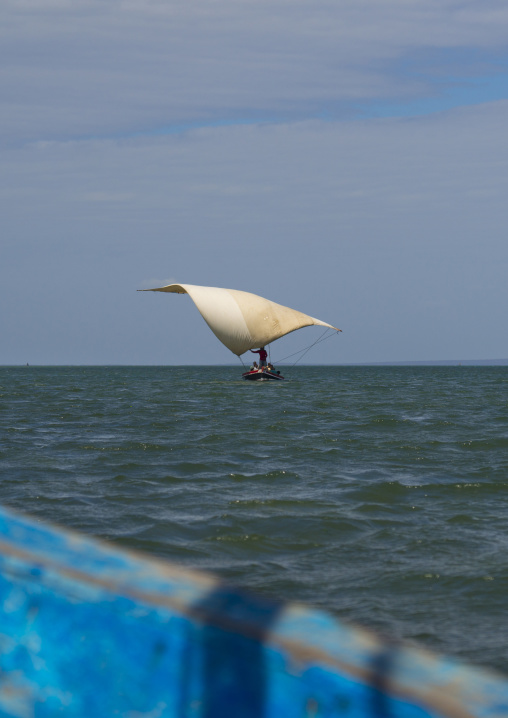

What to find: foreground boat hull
left=242, top=370, right=285, bottom=381
left=0, top=505, right=507, bottom=717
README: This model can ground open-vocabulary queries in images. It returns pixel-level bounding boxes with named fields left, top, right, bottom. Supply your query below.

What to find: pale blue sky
left=2, top=0, right=508, bottom=365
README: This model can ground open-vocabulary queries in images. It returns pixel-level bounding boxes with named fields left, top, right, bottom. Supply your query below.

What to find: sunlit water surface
left=1, top=365, right=508, bottom=674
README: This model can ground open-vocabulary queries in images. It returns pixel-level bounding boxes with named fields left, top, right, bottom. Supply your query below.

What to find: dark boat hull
left=242, top=369, right=285, bottom=381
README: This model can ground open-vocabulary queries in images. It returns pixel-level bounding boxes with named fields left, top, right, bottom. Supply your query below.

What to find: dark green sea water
left=1, top=365, right=508, bottom=674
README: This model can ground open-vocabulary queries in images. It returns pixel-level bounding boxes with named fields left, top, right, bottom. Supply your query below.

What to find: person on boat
left=250, top=361, right=259, bottom=372
left=267, top=363, right=275, bottom=372
left=250, top=347, right=268, bottom=367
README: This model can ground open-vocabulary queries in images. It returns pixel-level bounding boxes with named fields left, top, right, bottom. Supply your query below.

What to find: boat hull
left=0, top=505, right=507, bottom=717
left=242, top=370, right=285, bottom=381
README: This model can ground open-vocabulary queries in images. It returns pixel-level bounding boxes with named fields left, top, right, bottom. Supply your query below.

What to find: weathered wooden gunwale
left=0, top=505, right=507, bottom=717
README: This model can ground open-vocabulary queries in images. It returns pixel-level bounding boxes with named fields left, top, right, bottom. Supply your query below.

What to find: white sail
left=140, top=283, right=340, bottom=356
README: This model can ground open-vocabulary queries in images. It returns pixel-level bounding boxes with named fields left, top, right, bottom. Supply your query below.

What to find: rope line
left=288, top=329, right=334, bottom=368
left=241, top=329, right=340, bottom=370
left=272, top=328, right=331, bottom=363
left=272, top=329, right=340, bottom=366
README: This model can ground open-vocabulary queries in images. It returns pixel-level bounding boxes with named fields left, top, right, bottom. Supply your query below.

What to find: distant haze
left=2, top=1, right=508, bottom=365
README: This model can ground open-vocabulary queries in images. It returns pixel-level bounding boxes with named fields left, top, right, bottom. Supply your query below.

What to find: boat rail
left=0, top=505, right=506, bottom=717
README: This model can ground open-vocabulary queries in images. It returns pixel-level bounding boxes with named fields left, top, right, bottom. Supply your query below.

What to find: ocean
left=1, top=365, right=507, bottom=675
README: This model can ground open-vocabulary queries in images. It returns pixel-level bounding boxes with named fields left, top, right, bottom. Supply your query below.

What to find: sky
left=2, top=0, right=508, bottom=365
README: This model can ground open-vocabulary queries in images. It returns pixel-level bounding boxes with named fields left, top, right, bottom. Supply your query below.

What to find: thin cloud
left=2, top=0, right=508, bottom=146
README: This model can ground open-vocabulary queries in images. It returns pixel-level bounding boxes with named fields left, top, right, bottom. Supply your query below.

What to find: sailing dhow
left=139, top=283, right=341, bottom=380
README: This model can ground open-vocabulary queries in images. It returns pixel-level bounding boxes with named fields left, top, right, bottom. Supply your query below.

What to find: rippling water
left=1, top=365, right=508, bottom=674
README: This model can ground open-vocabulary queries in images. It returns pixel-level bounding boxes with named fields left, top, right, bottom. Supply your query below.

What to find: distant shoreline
left=348, top=359, right=508, bottom=366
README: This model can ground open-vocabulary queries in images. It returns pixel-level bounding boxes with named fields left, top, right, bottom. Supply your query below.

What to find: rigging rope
left=239, top=329, right=340, bottom=371
left=272, top=328, right=340, bottom=367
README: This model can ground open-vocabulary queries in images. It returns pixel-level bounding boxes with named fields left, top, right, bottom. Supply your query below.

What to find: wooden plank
left=0, top=505, right=506, bottom=717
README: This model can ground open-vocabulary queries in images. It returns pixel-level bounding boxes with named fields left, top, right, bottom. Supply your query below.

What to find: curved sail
left=140, top=283, right=340, bottom=356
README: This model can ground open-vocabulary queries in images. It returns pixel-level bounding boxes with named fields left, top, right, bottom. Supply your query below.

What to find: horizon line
left=2, top=359, right=508, bottom=368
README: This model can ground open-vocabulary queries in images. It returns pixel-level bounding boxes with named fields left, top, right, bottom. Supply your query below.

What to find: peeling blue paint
left=0, top=506, right=507, bottom=717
